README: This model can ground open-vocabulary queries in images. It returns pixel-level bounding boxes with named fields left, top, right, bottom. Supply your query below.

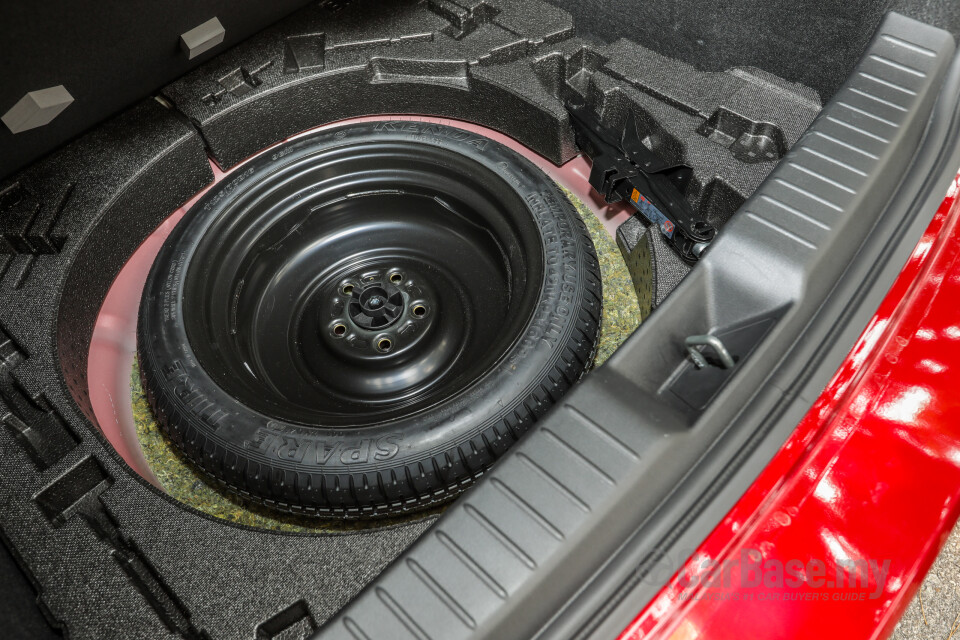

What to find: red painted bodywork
left=619, top=172, right=960, bottom=639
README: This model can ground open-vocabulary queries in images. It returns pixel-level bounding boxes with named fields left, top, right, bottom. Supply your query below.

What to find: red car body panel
left=619, top=172, right=960, bottom=640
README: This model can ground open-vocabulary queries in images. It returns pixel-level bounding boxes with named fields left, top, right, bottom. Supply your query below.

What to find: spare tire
left=137, top=120, right=602, bottom=518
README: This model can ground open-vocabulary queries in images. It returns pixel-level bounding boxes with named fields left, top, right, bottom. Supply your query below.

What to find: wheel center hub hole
left=348, top=282, right=404, bottom=329
left=324, top=266, right=441, bottom=367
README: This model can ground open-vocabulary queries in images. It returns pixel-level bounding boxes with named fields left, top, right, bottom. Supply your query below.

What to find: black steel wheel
left=137, top=121, right=602, bottom=517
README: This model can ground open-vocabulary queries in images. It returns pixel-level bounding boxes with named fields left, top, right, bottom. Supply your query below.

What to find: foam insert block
left=180, top=17, right=226, bottom=60
left=2, top=86, right=74, bottom=134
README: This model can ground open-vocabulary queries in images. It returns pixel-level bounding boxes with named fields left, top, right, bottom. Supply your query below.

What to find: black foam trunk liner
left=548, top=0, right=960, bottom=101
left=0, top=1, right=821, bottom=637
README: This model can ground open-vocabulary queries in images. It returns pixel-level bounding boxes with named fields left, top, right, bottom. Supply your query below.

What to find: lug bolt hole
left=342, top=284, right=354, bottom=295
left=389, top=272, right=403, bottom=284
left=377, top=338, right=393, bottom=352
left=413, top=305, right=426, bottom=317
left=333, top=324, right=347, bottom=337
